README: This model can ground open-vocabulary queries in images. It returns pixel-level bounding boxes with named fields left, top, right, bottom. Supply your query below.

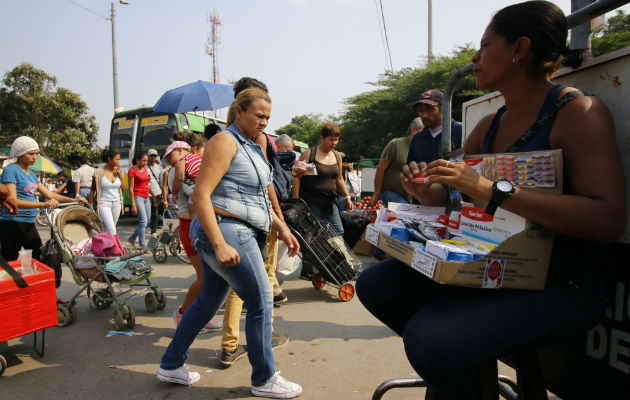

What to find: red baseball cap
left=410, top=89, right=443, bottom=107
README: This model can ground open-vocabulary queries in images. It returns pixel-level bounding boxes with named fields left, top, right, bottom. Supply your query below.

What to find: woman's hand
left=43, top=199, right=59, bottom=208
left=216, top=242, right=240, bottom=267
left=1, top=196, right=18, bottom=215
left=344, top=197, right=354, bottom=211
left=279, top=228, right=300, bottom=257
left=77, top=196, right=88, bottom=205
left=131, top=204, right=137, bottom=215
left=422, top=159, right=492, bottom=200
left=400, top=161, right=433, bottom=198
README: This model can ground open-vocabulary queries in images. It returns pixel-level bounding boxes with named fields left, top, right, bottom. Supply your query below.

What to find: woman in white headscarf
left=0, top=136, right=85, bottom=262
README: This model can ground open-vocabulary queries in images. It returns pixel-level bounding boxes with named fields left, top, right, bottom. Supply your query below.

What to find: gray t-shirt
left=147, top=163, right=163, bottom=196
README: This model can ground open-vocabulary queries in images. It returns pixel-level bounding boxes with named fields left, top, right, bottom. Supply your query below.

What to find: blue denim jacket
left=211, top=124, right=273, bottom=232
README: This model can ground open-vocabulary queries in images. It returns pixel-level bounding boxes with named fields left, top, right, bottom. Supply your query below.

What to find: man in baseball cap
left=407, top=88, right=462, bottom=165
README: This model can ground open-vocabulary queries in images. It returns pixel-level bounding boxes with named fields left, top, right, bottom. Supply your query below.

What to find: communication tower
left=205, top=9, right=222, bottom=83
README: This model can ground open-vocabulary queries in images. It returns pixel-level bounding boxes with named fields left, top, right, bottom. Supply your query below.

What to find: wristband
left=279, top=227, right=290, bottom=235
left=344, top=195, right=351, bottom=200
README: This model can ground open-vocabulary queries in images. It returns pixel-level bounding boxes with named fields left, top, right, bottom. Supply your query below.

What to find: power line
left=67, top=0, right=109, bottom=21
left=378, top=0, right=394, bottom=71
left=373, top=0, right=389, bottom=71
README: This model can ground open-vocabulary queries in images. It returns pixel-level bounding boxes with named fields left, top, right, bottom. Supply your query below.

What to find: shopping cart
left=152, top=207, right=190, bottom=264
left=281, top=198, right=362, bottom=301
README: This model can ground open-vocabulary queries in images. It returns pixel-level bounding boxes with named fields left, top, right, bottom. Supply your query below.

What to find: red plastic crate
left=0, top=259, right=57, bottom=342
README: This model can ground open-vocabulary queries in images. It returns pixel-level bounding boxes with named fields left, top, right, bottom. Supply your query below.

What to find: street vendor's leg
left=400, top=265, right=605, bottom=399
left=356, top=257, right=447, bottom=336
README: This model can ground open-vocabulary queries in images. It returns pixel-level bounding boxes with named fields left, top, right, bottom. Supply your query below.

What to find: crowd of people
left=1, top=2, right=627, bottom=398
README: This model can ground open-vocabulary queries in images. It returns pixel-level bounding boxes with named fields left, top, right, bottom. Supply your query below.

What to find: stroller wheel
left=0, top=354, right=6, bottom=376
left=312, top=273, right=326, bottom=290
left=338, top=283, right=355, bottom=302
left=153, top=247, right=168, bottom=264
left=145, top=292, right=158, bottom=313
left=57, top=304, right=73, bottom=327
left=69, top=304, right=78, bottom=321
left=154, top=288, right=167, bottom=310
left=113, top=305, right=135, bottom=330
left=93, top=289, right=114, bottom=310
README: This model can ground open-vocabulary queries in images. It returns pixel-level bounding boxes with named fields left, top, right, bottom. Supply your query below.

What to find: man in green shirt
left=370, top=117, right=423, bottom=207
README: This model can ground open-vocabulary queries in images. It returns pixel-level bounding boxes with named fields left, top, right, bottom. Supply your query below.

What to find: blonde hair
left=227, top=88, right=271, bottom=126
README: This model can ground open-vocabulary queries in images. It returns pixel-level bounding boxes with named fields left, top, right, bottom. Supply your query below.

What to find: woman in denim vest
left=157, top=88, right=302, bottom=399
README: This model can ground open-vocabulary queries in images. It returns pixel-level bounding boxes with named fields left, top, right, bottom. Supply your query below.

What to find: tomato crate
left=0, top=259, right=57, bottom=343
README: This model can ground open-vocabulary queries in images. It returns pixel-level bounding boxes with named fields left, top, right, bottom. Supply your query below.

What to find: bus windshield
left=111, top=116, right=135, bottom=159
left=138, top=112, right=178, bottom=155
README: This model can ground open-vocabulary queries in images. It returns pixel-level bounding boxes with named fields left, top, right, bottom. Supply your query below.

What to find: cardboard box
left=0, top=259, right=58, bottom=342
left=366, top=224, right=554, bottom=290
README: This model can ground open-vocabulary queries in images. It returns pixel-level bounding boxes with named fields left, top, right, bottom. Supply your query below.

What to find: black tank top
left=299, top=148, right=340, bottom=208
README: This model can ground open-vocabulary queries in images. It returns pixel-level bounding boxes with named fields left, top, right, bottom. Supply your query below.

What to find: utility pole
left=111, top=2, right=120, bottom=112
left=427, top=0, right=433, bottom=64
left=205, top=9, right=222, bottom=83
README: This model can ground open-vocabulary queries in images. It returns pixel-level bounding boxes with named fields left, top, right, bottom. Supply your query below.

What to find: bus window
left=178, top=113, right=189, bottom=130
left=110, top=116, right=135, bottom=159
left=138, top=112, right=178, bottom=155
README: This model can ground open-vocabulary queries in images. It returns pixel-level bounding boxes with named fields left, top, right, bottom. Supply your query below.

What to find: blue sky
left=1, top=0, right=627, bottom=146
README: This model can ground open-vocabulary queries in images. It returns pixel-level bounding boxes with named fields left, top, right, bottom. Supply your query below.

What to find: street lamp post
left=111, top=1, right=128, bottom=113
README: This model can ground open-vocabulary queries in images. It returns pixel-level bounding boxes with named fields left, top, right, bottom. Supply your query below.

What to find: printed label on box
left=365, top=225, right=380, bottom=246
left=411, top=250, right=438, bottom=278
left=483, top=258, right=505, bottom=288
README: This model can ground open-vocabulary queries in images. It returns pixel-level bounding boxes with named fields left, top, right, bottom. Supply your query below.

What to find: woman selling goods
left=90, top=149, right=126, bottom=235
left=356, top=2, right=626, bottom=399
left=292, top=123, right=353, bottom=236
left=0, top=136, right=86, bottom=262
left=164, top=132, right=222, bottom=331
left=127, top=150, right=153, bottom=251
left=157, top=88, right=302, bottom=399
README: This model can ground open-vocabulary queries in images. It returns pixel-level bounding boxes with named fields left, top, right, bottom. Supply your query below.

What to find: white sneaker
left=251, top=371, right=302, bottom=399
left=156, top=364, right=200, bottom=386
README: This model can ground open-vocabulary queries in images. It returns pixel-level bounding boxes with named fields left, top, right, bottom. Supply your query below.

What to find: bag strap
left=506, top=90, right=583, bottom=153
left=308, top=146, right=317, bottom=164
left=147, top=164, right=160, bottom=184
left=227, top=130, right=273, bottom=232
left=0, top=255, right=29, bottom=288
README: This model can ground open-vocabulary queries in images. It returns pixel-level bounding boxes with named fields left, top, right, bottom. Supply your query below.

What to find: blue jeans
left=160, top=216, right=275, bottom=387
left=380, top=190, right=409, bottom=207
left=128, top=195, right=151, bottom=247
left=309, top=203, right=344, bottom=236
left=356, top=249, right=605, bottom=400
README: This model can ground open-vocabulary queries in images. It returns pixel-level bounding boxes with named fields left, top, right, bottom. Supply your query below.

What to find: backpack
left=265, top=136, right=294, bottom=202
left=91, top=232, right=125, bottom=257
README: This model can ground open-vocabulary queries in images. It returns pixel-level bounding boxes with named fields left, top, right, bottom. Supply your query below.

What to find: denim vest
left=211, top=124, right=273, bottom=232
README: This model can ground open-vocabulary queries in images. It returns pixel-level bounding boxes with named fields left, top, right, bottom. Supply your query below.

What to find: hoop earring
left=512, top=57, right=518, bottom=64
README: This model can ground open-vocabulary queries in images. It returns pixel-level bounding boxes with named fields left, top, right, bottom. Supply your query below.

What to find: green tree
left=275, top=113, right=329, bottom=147
left=591, top=10, right=630, bottom=57
left=336, top=45, right=485, bottom=159
left=0, top=63, right=100, bottom=165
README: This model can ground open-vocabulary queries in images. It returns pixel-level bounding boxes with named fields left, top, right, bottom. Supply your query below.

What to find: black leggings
left=0, top=220, right=42, bottom=262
